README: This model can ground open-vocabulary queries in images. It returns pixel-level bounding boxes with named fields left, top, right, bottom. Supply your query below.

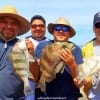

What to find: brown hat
left=48, top=17, right=76, bottom=37
left=0, top=5, right=30, bottom=36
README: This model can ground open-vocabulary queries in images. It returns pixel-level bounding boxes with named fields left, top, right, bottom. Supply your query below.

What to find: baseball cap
left=93, top=12, right=100, bottom=25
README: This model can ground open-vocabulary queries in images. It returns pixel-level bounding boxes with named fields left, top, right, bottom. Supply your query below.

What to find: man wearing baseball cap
left=82, top=12, right=100, bottom=100
left=0, top=5, right=30, bottom=99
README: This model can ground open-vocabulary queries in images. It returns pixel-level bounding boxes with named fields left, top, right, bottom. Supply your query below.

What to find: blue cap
left=93, top=12, right=100, bottom=25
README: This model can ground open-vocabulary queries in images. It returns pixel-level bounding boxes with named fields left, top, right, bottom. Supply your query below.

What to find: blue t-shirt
left=35, top=40, right=83, bottom=99
left=0, top=39, right=24, bottom=100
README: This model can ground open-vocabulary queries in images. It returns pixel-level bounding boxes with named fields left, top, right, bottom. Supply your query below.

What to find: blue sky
left=0, top=0, right=100, bottom=46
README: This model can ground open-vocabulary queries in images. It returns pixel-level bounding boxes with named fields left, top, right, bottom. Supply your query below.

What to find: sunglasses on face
left=95, top=22, right=100, bottom=28
left=54, top=25, right=69, bottom=32
left=31, top=24, right=45, bottom=28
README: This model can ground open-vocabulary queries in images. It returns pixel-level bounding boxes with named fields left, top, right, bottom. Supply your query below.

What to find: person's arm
left=60, top=48, right=77, bottom=78
left=67, top=60, right=77, bottom=78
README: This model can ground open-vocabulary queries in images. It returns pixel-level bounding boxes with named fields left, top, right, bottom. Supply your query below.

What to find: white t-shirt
left=94, top=46, right=100, bottom=56
left=28, top=37, right=49, bottom=50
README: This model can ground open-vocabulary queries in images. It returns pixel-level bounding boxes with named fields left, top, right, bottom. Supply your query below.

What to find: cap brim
left=0, top=13, right=30, bottom=36
left=94, top=21, right=100, bottom=25
left=48, top=23, right=76, bottom=37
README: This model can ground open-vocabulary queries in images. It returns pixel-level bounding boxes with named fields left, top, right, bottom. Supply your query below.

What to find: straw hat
left=0, top=5, right=30, bottom=36
left=48, top=17, right=76, bottom=37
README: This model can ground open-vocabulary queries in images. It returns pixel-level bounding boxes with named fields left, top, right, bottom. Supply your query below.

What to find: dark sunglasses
left=54, top=25, right=69, bottom=32
left=31, top=24, right=45, bottom=28
left=95, top=22, right=100, bottom=28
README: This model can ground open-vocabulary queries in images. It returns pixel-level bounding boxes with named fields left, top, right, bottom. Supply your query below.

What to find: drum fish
left=77, top=56, right=100, bottom=98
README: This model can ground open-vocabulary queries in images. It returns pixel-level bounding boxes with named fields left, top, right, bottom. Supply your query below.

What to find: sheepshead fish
left=37, top=42, right=74, bottom=92
left=10, top=40, right=35, bottom=95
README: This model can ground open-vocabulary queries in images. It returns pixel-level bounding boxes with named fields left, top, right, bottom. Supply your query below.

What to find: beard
left=0, top=29, right=17, bottom=41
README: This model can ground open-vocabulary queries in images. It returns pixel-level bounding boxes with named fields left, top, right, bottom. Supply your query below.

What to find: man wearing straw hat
left=0, top=5, right=30, bottom=99
left=35, top=17, right=83, bottom=100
